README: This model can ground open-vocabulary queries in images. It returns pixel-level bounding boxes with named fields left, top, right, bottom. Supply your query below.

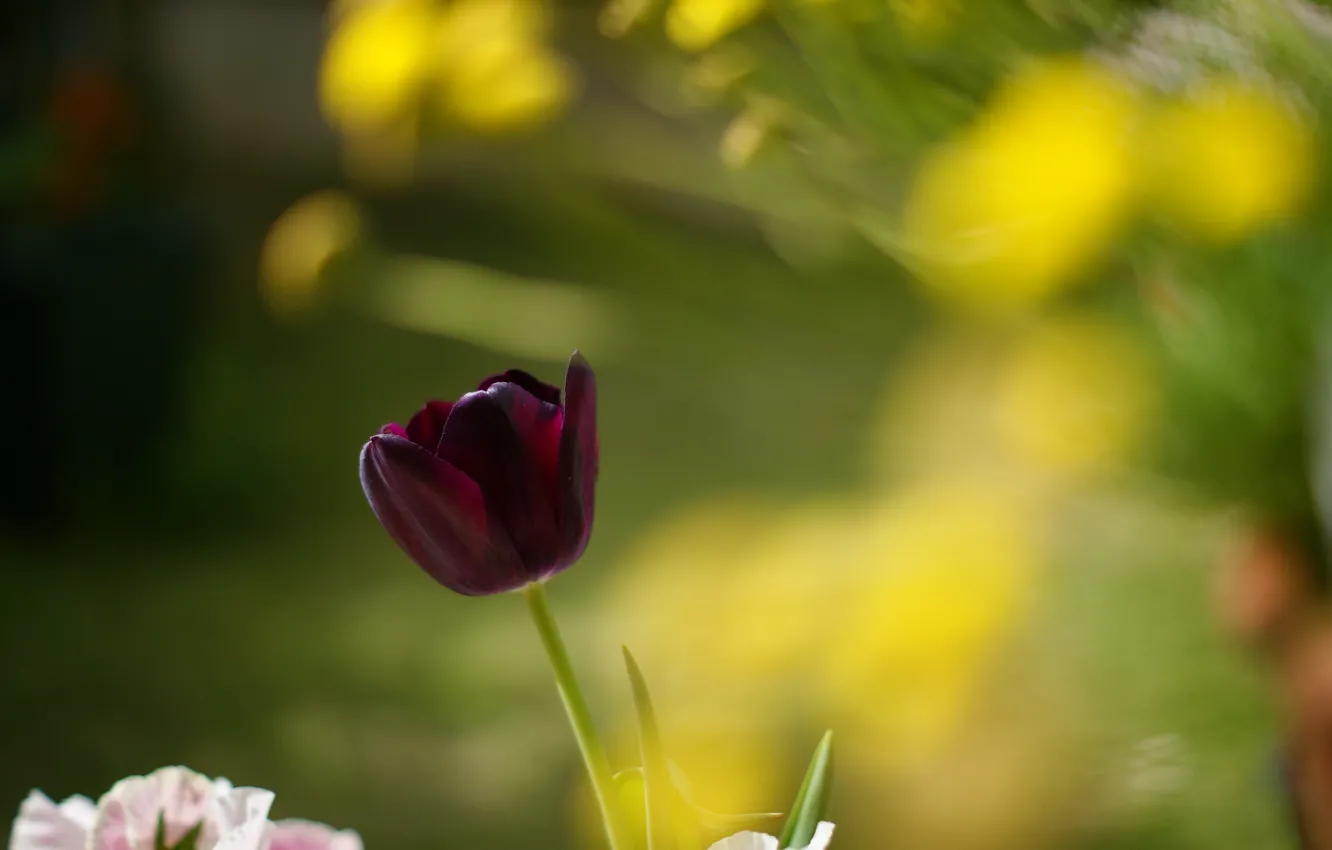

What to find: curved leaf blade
left=777, top=731, right=833, bottom=850
left=624, top=647, right=679, bottom=850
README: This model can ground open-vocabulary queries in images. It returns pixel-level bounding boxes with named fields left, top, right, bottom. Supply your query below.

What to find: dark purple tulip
left=360, top=352, right=598, bottom=596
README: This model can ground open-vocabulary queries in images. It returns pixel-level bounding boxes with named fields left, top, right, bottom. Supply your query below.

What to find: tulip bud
left=360, top=351, right=598, bottom=595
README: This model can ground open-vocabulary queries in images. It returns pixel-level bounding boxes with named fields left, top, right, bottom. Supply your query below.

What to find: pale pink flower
left=89, top=767, right=273, bottom=850
left=8, top=768, right=273, bottom=850
left=9, top=791, right=97, bottom=850
left=264, top=820, right=362, bottom=850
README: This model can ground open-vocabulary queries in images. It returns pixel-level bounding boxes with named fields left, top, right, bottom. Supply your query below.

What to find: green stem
left=523, top=582, right=629, bottom=850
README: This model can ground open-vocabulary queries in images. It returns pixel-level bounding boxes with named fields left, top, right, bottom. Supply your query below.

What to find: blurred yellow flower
left=599, top=497, right=774, bottom=689
left=600, top=482, right=1042, bottom=779
left=434, top=0, right=575, bottom=131
left=821, top=481, right=1042, bottom=768
left=319, top=0, right=574, bottom=137
left=666, top=0, right=765, bottom=51
left=1140, top=79, right=1316, bottom=244
left=902, top=57, right=1138, bottom=312
left=320, top=0, right=436, bottom=134
left=259, top=190, right=363, bottom=315
left=994, top=316, right=1154, bottom=479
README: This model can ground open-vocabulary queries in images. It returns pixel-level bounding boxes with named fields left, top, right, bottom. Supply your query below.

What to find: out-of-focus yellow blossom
left=902, top=57, right=1138, bottom=312
left=666, top=0, right=765, bottom=51
left=604, top=500, right=852, bottom=716
left=701, top=503, right=860, bottom=682
left=319, top=0, right=574, bottom=137
left=434, top=0, right=575, bottom=131
left=994, top=316, right=1155, bottom=479
left=600, top=482, right=1041, bottom=780
left=599, top=497, right=775, bottom=688
left=821, top=481, right=1043, bottom=768
left=1140, top=79, right=1316, bottom=244
left=259, top=190, right=363, bottom=315
left=320, top=0, right=436, bottom=134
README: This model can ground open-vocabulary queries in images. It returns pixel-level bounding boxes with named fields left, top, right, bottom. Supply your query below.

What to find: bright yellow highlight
left=259, top=191, right=363, bottom=315
left=666, top=0, right=765, bottom=52
left=434, top=0, right=574, bottom=131
left=902, top=57, right=1138, bottom=311
left=995, top=316, right=1154, bottom=478
left=319, top=0, right=574, bottom=136
left=1141, top=79, right=1316, bottom=244
left=320, top=0, right=435, bottom=134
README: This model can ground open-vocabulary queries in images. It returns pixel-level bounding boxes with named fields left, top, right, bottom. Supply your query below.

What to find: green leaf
left=153, top=814, right=204, bottom=850
left=623, top=647, right=678, bottom=850
left=777, top=731, right=834, bottom=850
left=154, top=812, right=168, bottom=850
left=171, top=820, right=205, bottom=850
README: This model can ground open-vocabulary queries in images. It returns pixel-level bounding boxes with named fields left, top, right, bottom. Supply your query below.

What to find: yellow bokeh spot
left=902, top=57, right=1138, bottom=311
left=259, top=190, right=363, bottom=315
left=319, top=0, right=437, bottom=133
left=443, top=47, right=575, bottom=131
left=666, top=0, right=765, bottom=52
left=1140, top=79, right=1316, bottom=244
left=821, top=481, right=1042, bottom=767
left=995, top=316, right=1154, bottom=479
left=703, top=503, right=861, bottom=682
left=434, top=0, right=574, bottom=131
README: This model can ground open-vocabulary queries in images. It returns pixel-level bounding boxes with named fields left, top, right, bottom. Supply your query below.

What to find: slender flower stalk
left=523, top=582, right=629, bottom=850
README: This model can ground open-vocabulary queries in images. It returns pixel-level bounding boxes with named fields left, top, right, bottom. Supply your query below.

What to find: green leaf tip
left=778, top=730, right=833, bottom=850
left=624, top=646, right=679, bottom=850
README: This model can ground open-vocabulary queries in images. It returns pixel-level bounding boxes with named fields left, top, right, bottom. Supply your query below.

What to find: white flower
left=707, top=821, right=835, bottom=850
left=9, top=791, right=97, bottom=850
left=263, top=820, right=363, bottom=850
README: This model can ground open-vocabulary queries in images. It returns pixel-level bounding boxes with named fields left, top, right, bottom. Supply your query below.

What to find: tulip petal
left=361, top=434, right=526, bottom=595
left=439, top=385, right=563, bottom=575
left=479, top=369, right=561, bottom=406
left=557, top=351, right=598, bottom=564
left=403, top=400, right=454, bottom=452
